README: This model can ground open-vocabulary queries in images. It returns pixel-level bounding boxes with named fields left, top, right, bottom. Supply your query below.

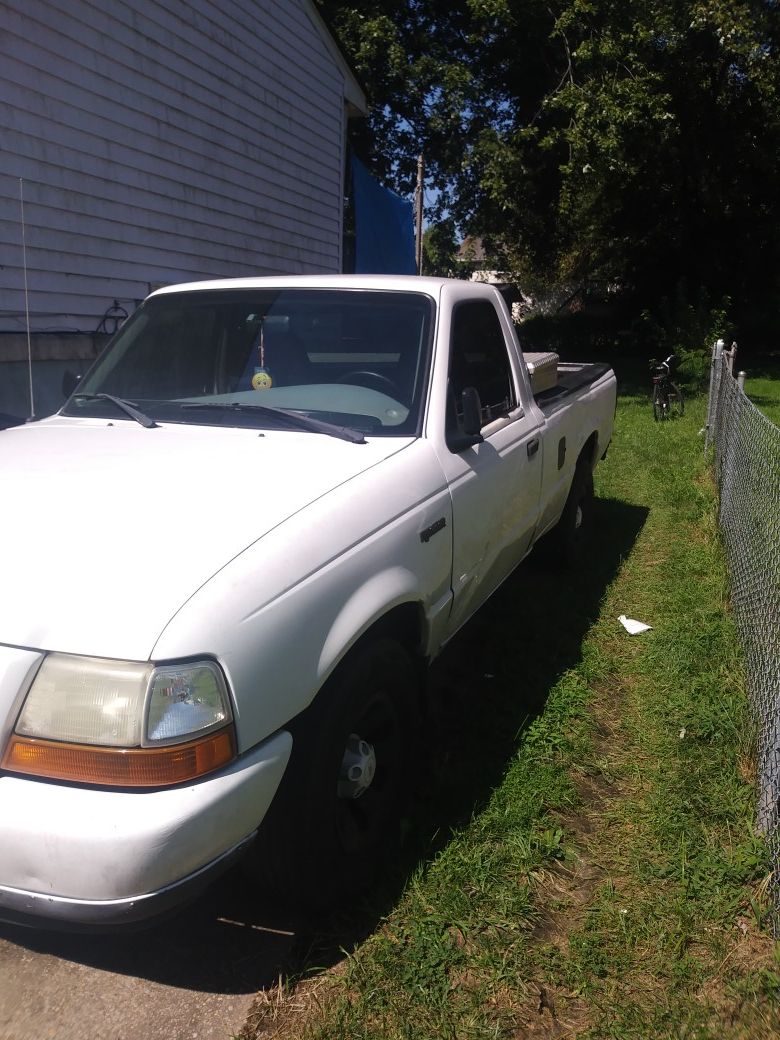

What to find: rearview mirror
left=62, top=371, right=82, bottom=397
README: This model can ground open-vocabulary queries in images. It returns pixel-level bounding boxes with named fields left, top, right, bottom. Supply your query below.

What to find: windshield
left=63, top=288, right=436, bottom=437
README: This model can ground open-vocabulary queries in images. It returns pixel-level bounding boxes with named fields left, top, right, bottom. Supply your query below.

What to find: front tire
left=246, top=638, right=417, bottom=909
left=652, top=385, right=666, bottom=421
left=668, top=382, right=684, bottom=418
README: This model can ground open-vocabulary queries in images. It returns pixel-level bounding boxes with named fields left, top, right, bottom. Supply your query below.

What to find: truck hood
left=0, top=418, right=409, bottom=660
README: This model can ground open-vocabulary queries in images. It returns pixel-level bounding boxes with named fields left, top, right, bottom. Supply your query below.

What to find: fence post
left=705, top=339, right=725, bottom=447
left=737, top=371, right=746, bottom=392
left=726, top=340, right=738, bottom=375
left=757, top=730, right=780, bottom=836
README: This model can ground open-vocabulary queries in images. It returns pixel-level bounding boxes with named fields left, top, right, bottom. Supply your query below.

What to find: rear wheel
left=246, top=638, right=417, bottom=909
left=550, top=461, right=594, bottom=567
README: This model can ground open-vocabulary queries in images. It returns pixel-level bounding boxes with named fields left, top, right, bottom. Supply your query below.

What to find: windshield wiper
left=72, top=393, right=157, bottom=429
left=180, top=402, right=366, bottom=444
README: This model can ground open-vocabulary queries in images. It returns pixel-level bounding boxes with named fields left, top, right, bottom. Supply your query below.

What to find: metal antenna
left=415, top=154, right=424, bottom=275
left=19, top=178, right=35, bottom=419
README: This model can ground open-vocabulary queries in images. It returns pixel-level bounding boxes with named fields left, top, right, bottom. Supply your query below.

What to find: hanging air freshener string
left=251, top=317, right=273, bottom=390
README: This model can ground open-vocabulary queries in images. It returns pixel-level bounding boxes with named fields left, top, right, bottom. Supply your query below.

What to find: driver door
left=437, top=298, right=543, bottom=636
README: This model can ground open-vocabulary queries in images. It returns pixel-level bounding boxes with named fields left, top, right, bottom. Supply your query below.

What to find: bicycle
left=650, top=354, right=684, bottom=421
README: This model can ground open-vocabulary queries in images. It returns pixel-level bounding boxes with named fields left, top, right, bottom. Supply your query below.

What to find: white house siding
left=0, top=0, right=363, bottom=332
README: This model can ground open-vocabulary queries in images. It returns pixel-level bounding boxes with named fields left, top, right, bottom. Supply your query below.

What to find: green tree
left=493, top=1, right=780, bottom=316
left=322, top=1, right=780, bottom=330
left=318, top=0, right=486, bottom=195
left=422, top=219, right=459, bottom=276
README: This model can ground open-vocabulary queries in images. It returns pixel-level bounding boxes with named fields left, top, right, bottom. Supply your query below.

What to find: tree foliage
left=320, top=0, right=780, bottom=326
left=422, top=219, right=460, bottom=276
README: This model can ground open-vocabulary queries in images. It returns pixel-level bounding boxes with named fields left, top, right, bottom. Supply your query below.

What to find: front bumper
left=0, top=832, right=255, bottom=930
left=0, top=729, right=292, bottom=929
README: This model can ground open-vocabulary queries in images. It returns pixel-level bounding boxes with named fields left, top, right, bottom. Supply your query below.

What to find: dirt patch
left=508, top=679, right=654, bottom=1039
left=236, top=965, right=346, bottom=1040
left=695, top=898, right=780, bottom=1037
left=500, top=979, right=592, bottom=1040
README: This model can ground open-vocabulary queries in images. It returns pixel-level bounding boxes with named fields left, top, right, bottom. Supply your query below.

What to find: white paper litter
left=618, top=614, right=652, bottom=635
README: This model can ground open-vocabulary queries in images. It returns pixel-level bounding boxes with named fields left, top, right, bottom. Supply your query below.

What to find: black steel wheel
left=247, top=638, right=417, bottom=909
left=550, top=461, right=594, bottom=567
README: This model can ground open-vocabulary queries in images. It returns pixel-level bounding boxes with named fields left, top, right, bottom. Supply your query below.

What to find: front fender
left=151, top=442, right=453, bottom=752
left=317, top=566, right=423, bottom=679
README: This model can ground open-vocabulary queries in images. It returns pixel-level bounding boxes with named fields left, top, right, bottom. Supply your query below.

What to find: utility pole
left=415, top=154, right=424, bottom=275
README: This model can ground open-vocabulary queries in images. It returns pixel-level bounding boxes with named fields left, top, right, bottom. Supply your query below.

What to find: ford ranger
left=0, top=275, right=615, bottom=927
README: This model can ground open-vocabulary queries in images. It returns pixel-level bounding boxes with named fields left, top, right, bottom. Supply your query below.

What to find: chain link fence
left=706, top=341, right=780, bottom=927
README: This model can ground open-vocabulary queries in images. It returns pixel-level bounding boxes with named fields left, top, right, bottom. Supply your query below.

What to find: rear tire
left=246, top=638, right=417, bottom=910
left=550, top=461, right=594, bottom=567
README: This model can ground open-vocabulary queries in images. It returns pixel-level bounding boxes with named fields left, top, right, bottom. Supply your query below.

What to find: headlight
left=1, top=655, right=236, bottom=787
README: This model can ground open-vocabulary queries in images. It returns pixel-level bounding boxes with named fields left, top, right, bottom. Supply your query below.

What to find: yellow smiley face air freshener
left=251, top=367, right=273, bottom=390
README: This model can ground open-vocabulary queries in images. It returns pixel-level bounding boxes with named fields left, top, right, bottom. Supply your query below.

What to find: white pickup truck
left=0, top=275, right=615, bottom=928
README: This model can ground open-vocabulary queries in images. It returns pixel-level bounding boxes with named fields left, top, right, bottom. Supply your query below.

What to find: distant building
left=456, top=238, right=526, bottom=319
left=0, top=0, right=365, bottom=417
left=456, top=238, right=597, bottom=320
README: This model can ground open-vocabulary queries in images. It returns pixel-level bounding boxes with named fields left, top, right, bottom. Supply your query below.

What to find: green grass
left=733, top=352, right=780, bottom=425
left=743, top=372, right=780, bottom=426
left=243, top=390, right=779, bottom=1040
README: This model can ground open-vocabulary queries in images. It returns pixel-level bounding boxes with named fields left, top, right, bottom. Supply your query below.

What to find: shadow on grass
left=0, top=496, right=648, bottom=999
left=746, top=394, right=780, bottom=407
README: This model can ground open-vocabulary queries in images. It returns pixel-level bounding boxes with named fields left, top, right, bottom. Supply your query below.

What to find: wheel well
left=288, top=603, right=427, bottom=735
left=345, top=603, right=429, bottom=717
left=578, top=432, right=599, bottom=474
left=363, top=602, right=427, bottom=662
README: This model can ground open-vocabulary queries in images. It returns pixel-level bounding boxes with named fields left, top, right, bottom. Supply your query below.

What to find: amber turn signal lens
left=0, top=726, right=236, bottom=787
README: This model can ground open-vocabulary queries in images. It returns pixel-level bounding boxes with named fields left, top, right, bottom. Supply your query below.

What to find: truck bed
left=533, top=362, right=614, bottom=417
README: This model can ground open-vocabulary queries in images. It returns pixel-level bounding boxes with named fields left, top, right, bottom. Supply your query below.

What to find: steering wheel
left=336, top=370, right=400, bottom=397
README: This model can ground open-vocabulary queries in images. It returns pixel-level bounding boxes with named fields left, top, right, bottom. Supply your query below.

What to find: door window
left=448, top=300, right=516, bottom=431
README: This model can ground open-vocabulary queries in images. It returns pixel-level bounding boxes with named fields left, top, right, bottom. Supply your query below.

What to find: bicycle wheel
left=668, top=382, right=684, bottom=418
left=652, top=385, right=667, bottom=421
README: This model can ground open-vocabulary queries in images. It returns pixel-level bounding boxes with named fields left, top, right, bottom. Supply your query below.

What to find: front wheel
left=652, top=385, right=667, bottom=422
left=246, top=638, right=418, bottom=909
left=668, top=382, right=684, bottom=418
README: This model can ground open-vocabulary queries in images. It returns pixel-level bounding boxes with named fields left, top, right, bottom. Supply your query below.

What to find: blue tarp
left=351, top=156, right=416, bottom=275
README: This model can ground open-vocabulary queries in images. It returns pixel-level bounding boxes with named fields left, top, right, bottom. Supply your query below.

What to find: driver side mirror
left=461, top=386, right=483, bottom=437
left=447, top=386, right=484, bottom=453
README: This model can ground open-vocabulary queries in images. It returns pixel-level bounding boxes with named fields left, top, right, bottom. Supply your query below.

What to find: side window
left=448, top=300, right=516, bottom=430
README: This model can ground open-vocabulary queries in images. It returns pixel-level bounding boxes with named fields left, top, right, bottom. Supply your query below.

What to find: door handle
left=527, top=438, right=540, bottom=458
